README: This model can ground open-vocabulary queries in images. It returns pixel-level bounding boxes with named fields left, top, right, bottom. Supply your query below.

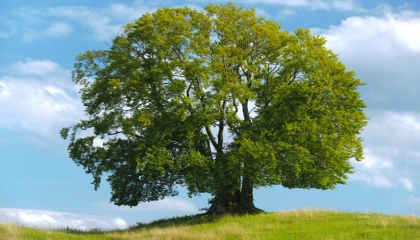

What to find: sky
left=1, top=0, right=420, bottom=231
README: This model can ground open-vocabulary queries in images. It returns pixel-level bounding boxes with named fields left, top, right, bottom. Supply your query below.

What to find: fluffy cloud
left=350, top=149, right=395, bottom=188
left=278, top=8, right=295, bottom=18
left=46, top=1, right=157, bottom=41
left=349, top=104, right=420, bottom=193
left=47, top=6, right=124, bottom=41
left=400, top=178, right=415, bottom=192
left=6, top=1, right=204, bottom=42
left=107, top=2, right=156, bottom=21
left=4, top=7, right=73, bottom=42
left=363, top=112, right=420, bottom=152
left=4, top=1, right=155, bottom=42
left=44, top=22, right=73, bottom=37
left=3, top=1, right=365, bottom=42
left=0, top=208, right=128, bottom=230
left=349, top=112, right=420, bottom=192
left=222, top=0, right=364, bottom=12
left=92, top=197, right=199, bottom=213
left=316, top=7, right=420, bottom=111
left=254, top=8, right=273, bottom=18
left=46, top=2, right=201, bottom=41
left=20, top=22, right=73, bottom=42
left=0, top=59, right=82, bottom=137
left=309, top=5, right=420, bottom=192
left=10, top=59, right=64, bottom=78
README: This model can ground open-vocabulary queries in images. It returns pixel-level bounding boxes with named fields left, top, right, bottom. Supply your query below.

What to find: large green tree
left=61, top=3, right=368, bottom=214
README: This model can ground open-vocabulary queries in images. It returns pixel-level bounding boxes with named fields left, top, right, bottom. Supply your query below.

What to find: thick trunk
left=206, top=178, right=264, bottom=215
left=207, top=86, right=263, bottom=215
left=207, top=191, right=263, bottom=214
left=207, top=147, right=243, bottom=214
left=207, top=191, right=242, bottom=214
left=240, top=177, right=263, bottom=213
left=237, top=99, right=262, bottom=213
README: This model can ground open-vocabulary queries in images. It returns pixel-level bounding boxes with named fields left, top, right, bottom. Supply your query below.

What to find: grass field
left=1, top=209, right=419, bottom=240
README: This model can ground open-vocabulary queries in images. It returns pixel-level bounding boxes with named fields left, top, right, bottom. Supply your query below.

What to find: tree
left=60, top=3, right=368, bottom=214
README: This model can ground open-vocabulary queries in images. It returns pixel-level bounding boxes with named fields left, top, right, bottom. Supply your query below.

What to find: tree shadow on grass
left=133, top=210, right=267, bottom=230
left=133, top=213, right=222, bottom=230
left=59, top=211, right=266, bottom=235
left=57, top=213, right=221, bottom=235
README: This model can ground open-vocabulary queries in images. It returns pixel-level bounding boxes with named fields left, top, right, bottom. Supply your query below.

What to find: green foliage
left=61, top=2, right=368, bottom=209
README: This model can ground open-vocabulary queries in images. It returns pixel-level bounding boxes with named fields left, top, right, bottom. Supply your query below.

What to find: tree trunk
left=206, top=97, right=264, bottom=215
left=207, top=191, right=242, bottom=214
left=207, top=148, right=244, bottom=214
left=206, top=178, right=264, bottom=215
left=240, top=176, right=263, bottom=213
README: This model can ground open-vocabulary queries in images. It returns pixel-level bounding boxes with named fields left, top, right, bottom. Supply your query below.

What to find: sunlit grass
left=1, top=209, right=420, bottom=239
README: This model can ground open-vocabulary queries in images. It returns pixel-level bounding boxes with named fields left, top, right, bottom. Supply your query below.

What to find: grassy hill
left=1, top=209, right=419, bottom=240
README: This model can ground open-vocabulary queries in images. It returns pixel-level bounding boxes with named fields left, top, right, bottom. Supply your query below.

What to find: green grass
left=1, top=209, right=420, bottom=239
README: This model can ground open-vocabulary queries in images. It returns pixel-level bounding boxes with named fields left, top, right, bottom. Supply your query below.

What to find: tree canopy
left=61, top=3, right=368, bottom=214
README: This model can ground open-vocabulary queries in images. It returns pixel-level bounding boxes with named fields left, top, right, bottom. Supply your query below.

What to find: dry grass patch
left=0, top=223, right=21, bottom=240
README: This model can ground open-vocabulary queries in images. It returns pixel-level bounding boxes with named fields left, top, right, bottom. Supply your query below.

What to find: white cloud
left=323, top=11, right=420, bottom=53
left=349, top=112, right=420, bottom=191
left=6, top=2, right=206, bottom=42
left=363, top=112, right=420, bottom=158
left=93, top=197, right=199, bottom=213
left=6, top=7, right=74, bottom=42
left=1, top=1, right=366, bottom=42
left=45, top=22, right=73, bottom=37
left=309, top=6, right=420, bottom=192
left=229, top=0, right=364, bottom=12
left=48, top=6, right=123, bottom=41
left=10, top=59, right=62, bottom=77
left=46, top=1, right=159, bottom=41
left=278, top=8, right=295, bottom=18
left=5, top=2, right=145, bottom=42
left=331, top=0, right=361, bottom=11
left=399, top=178, right=415, bottom=192
left=255, top=8, right=272, bottom=18
left=350, top=149, right=395, bottom=188
left=46, top=2, right=200, bottom=41
left=0, top=208, right=128, bottom=231
left=107, top=1, right=155, bottom=21
left=0, top=59, right=83, bottom=137
left=20, top=22, right=73, bottom=42
left=316, top=8, right=420, bottom=111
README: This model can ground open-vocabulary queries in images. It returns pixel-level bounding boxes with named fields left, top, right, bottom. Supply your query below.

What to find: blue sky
left=1, top=0, right=420, bottom=230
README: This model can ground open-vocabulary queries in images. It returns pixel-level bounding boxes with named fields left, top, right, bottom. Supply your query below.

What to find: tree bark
left=239, top=176, right=263, bottom=213
left=208, top=150, right=244, bottom=214
left=207, top=80, right=264, bottom=215
left=207, top=186, right=263, bottom=214
left=207, top=190, right=242, bottom=214
left=206, top=175, right=263, bottom=214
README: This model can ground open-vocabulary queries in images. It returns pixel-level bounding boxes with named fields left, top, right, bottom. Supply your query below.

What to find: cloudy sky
left=1, top=0, right=420, bottom=231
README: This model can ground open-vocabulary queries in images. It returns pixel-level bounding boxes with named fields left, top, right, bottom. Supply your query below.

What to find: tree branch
left=242, top=100, right=252, bottom=124
left=205, top=125, right=218, bottom=150
left=186, top=82, right=192, bottom=98
left=288, top=68, right=299, bottom=85
left=217, top=100, right=227, bottom=150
